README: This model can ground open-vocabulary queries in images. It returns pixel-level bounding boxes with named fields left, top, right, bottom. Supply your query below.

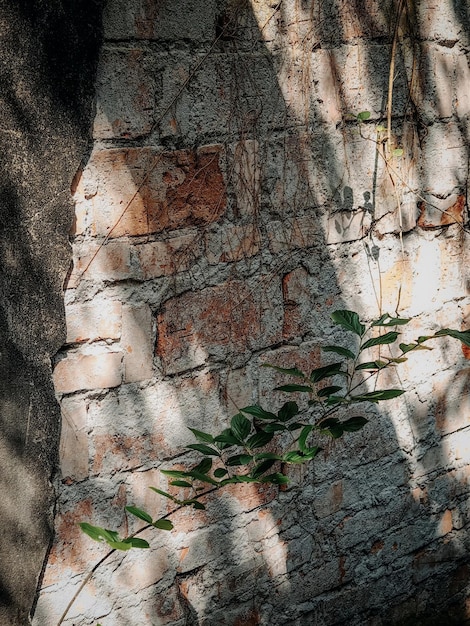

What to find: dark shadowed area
left=0, top=1, right=104, bottom=622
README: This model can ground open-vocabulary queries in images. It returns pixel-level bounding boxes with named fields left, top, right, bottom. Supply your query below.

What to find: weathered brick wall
left=34, top=1, right=470, bottom=624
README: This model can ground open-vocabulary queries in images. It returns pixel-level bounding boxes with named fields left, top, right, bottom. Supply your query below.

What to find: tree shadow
left=35, top=0, right=470, bottom=624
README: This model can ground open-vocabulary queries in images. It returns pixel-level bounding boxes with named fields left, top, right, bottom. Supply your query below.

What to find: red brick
left=121, top=304, right=154, bottom=383
left=282, top=267, right=310, bottom=339
left=434, top=369, right=470, bottom=435
left=66, top=241, right=133, bottom=288
left=232, top=140, right=260, bottom=217
left=418, top=194, right=465, bottom=229
left=205, top=224, right=261, bottom=264
left=43, top=500, right=94, bottom=584
left=267, top=216, right=318, bottom=253
left=156, top=280, right=283, bottom=374
left=65, top=301, right=122, bottom=343
left=60, top=398, right=89, bottom=481
left=53, top=351, right=123, bottom=394
left=74, top=145, right=226, bottom=239
left=136, top=233, right=202, bottom=279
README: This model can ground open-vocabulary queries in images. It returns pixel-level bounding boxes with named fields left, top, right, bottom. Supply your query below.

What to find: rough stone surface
left=33, top=1, right=470, bottom=625
left=0, top=2, right=104, bottom=624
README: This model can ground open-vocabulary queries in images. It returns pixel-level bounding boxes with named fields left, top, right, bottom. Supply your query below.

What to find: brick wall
left=34, top=1, right=470, bottom=624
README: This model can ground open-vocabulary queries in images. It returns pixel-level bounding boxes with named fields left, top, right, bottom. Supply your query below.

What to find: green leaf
left=386, top=357, right=408, bottom=364
left=434, top=328, right=470, bottom=348
left=123, top=537, right=150, bottom=549
left=274, top=384, right=312, bottom=393
left=331, top=310, right=365, bottom=337
left=317, top=385, right=343, bottom=397
left=251, top=459, right=277, bottom=478
left=79, top=524, right=136, bottom=551
left=186, top=443, right=220, bottom=456
left=325, top=395, right=347, bottom=405
left=342, top=416, right=368, bottom=432
left=79, top=523, right=111, bottom=544
left=321, top=418, right=344, bottom=438
left=107, top=540, right=133, bottom=551
left=226, top=454, right=253, bottom=466
left=153, top=519, right=174, bottom=531
left=371, top=314, right=411, bottom=327
left=355, top=361, right=387, bottom=371
left=392, top=148, right=403, bottom=157
left=261, top=364, right=305, bottom=378
left=214, top=467, right=228, bottom=478
left=149, top=487, right=176, bottom=501
left=254, top=452, right=282, bottom=461
left=181, top=499, right=206, bottom=510
left=302, top=446, right=322, bottom=460
left=286, top=421, right=306, bottom=431
left=262, top=422, right=287, bottom=432
left=351, top=389, right=405, bottom=402
left=193, top=458, right=212, bottom=474
left=186, top=470, right=218, bottom=485
left=357, top=110, right=371, bottom=121
left=310, top=362, right=344, bottom=383
left=231, top=413, right=252, bottom=442
left=246, top=431, right=274, bottom=449
left=261, top=473, right=290, bottom=485
left=240, top=405, right=278, bottom=421
left=277, top=401, right=299, bottom=421
left=319, top=418, right=344, bottom=438
left=192, top=501, right=206, bottom=510
left=214, top=429, right=241, bottom=446
left=160, top=470, right=189, bottom=479
left=322, top=345, right=356, bottom=359
left=187, top=428, right=214, bottom=444
left=299, top=425, right=314, bottom=452
left=283, top=450, right=309, bottom=464
left=125, top=506, right=153, bottom=524
left=361, top=331, right=399, bottom=351
left=170, top=480, right=193, bottom=488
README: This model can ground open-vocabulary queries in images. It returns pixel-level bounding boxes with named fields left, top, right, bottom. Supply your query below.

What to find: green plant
left=58, top=310, right=470, bottom=625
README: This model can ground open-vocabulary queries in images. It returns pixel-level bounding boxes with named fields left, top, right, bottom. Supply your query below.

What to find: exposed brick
left=282, top=267, right=311, bottom=339
left=59, top=398, right=89, bottom=481
left=65, top=301, right=122, bottom=343
left=136, top=233, right=202, bottom=279
left=53, top=351, right=123, bottom=394
left=121, top=304, right=154, bottom=383
left=42, top=499, right=94, bottom=585
left=415, top=44, right=454, bottom=119
left=326, top=208, right=372, bottom=244
left=92, top=433, right=161, bottom=474
left=267, top=216, right=319, bottom=253
left=232, top=140, right=260, bottom=217
left=380, top=258, right=413, bottom=313
left=314, top=480, right=344, bottom=518
left=205, top=224, right=261, bottom=264
left=224, top=366, right=254, bottom=414
left=455, top=52, right=470, bottom=117
left=66, top=241, right=133, bottom=288
left=418, top=194, right=465, bottom=229
left=74, top=145, right=226, bottom=239
left=436, top=509, right=453, bottom=537
left=156, top=279, right=283, bottom=374
left=433, top=369, right=470, bottom=435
